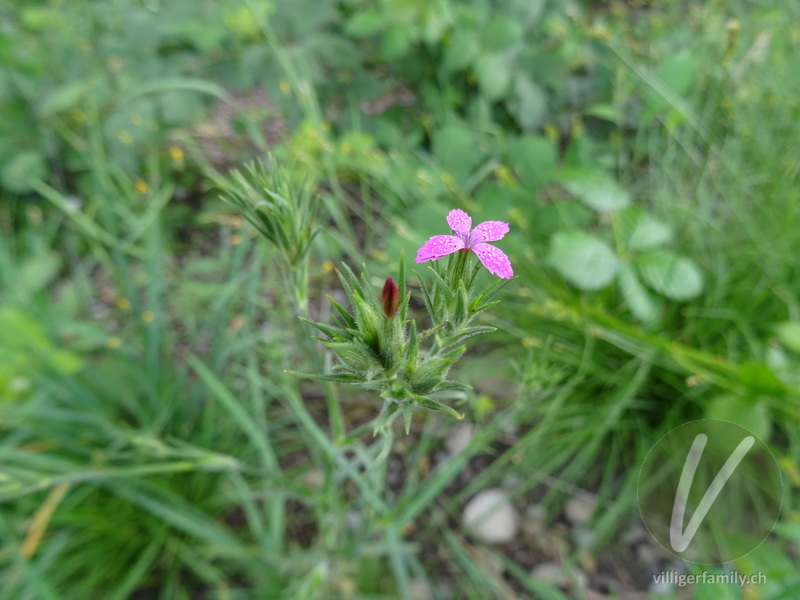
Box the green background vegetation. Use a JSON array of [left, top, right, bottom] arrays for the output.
[[1, 0, 799, 598]]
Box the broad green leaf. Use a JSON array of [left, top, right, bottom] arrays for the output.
[[556, 168, 630, 213], [19, 251, 61, 294], [508, 0, 546, 26], [705, 395, 772, 441], [420, 1, 452, 44], [585, 103, 618, 123], [618, 264, 660, 322], [20, 7, 61, 30], [0, 307, 82, 401], [508, 76, 547, 132], [647, 50, 697, 114], [2, 151, 46, 193], [224, 3, 274, 39], [474, 54, 510, 101], [532, 201, 591, 234], [738, 362, 784, 396], [345, 11, 385, 37], [39, 81, 94, 117], [480, 16, 523, 52], [635, 250, 703, 300], [504, 135, 556, 190], [773, 321, 800, 353], [548, 231, 620, 291], [382, 25, 415, 59], [431, 123, 483, 182], [442, 30, 480, 74], [617, 206, 673, 250]]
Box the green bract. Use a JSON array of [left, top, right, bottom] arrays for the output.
[[221, 159, 320, 312], [291, 252, 513, 434]]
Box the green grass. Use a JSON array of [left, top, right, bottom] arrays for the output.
[[1, 0, 800, 598]]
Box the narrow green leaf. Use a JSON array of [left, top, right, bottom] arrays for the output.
[[336, 263, 364, 303], [188, 356, 278, 472], [427, 264, 453, 303], [418, 277, 438, 326], [412, 394, 463, 419], [401, 402, 414, 434], [470, 275, 514, 312], [122, 77, 232, 104], [411, 356, 455, 394], [325, 296, 358, 330], [398, 250, 408, 321], [284, 370, 362, 384], [374, 400, 401, 435], [324, 341, 378, 372], [299, 317, 352, 341]]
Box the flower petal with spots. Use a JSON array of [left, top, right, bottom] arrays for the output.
[[472, 243, 513, 279], [415, 209, 513, 278], [446, 208, 472, 235], [470, 220, 509, 244], [415, 235, 466, 263]]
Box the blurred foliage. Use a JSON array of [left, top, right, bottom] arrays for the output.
[[2, 0, 800, 598]]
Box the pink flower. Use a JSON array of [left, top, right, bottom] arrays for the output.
[[415, 209, 513, 279]]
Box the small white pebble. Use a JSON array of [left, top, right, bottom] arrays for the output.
[[408, 579, 433, 600], [572, 527, 595, 549], [523, 504, 547, 537], [346, 510, 361, 531], [564, 496, 596, 526], [445, 423, 474, 455], [531, 562, 589, 589], [463, 488, 520, 544]]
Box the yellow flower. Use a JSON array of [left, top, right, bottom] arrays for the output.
[[142, 311, 155, 323], [134, 180, 149, 194]]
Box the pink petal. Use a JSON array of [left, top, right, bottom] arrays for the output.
[[472, 243, 513, 278], [446, 209, 472, 235], [470, 220, 510, 244], [415, 235, 466, 263]]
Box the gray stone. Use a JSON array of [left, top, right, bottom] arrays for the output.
[[463, 488, 520, 544]]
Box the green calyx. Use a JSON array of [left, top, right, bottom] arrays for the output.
[[291, 251, 513, 434]]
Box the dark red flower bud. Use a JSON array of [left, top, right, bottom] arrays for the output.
[[381, 277, 399, 319]]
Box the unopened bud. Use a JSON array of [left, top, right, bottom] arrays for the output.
[[381, 277, 399, 319]]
